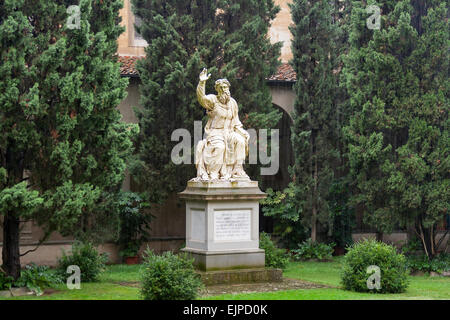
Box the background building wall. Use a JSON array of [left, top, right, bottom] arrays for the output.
[[117, 0, 146, 57], [270, 0, 294, 63], [118, 0, 294, 61]]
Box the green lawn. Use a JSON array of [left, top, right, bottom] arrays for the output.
[[1, 258, 448, 300], [1, 265, 142, 300], [208, 258, 450, 300]]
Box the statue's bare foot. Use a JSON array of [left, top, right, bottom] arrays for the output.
[[232, 165, 250, 180], [220, 173, 232, 181], [210, 173, 219, 181], [191, 173, 209, 182]]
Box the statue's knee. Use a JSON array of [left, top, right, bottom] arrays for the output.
[[214, 140, 226, 152]]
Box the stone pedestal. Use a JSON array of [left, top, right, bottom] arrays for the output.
[[179, 180, 267, 271]]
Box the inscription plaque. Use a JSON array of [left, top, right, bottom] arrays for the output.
[[214, 210, 251, 241]]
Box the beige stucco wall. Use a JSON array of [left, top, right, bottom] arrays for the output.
[[270, 0, 294, 63], [118, 77, 140, 191], [117, 0, 146, 57], [352, 232, 449, 253], [118, 77, 140, 124], [0, 241, 184, 267], [118, 0, 294, 62], [269, 84, 295, 116]]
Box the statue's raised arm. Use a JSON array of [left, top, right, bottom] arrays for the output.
[[197, 68, 214, 111]]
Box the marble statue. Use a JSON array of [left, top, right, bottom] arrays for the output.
[[192, 68, 250, 181]]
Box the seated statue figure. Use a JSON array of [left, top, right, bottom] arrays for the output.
[[192, 68, 250, 181]]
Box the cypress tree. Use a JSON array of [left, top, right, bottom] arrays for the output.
[[0, 0, 136, 279], [343, 0, 449, 258], [130, 0, 282, 202], [290, 0, 340, 242]]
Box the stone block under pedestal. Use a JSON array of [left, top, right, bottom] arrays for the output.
[[179, 180, 267, 271]]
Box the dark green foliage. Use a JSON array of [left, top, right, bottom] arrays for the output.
[[76, 191, 122, 245], [130, 0, 282, 202], [400, 238, 423, 256], [259, 232, 290, 269], [116, 191, 153, 258], [261, 183, 308, 249], [56, 242, 108, 283], [139, 249, 204, 300], [0, 0, 137, 278], [15, 263, 62, 296], [402, 238, 449, 273], [343, 0, 449, 258], [289, 0, 342, 241], [328, 179, 355, 248], [291, 239, 335, 261], [0, 269, 14, 290], [406, 253, 450, 273], [341, 239, 409, 293]]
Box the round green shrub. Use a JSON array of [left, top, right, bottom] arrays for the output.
[[140, 249, 204, 300], [341, 239, 409, 293], [259, 232, 290, 269], [56, 241, 109, 283]]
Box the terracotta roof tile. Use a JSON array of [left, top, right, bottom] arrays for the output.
[[268, 63, 297, 82], [118, 56, 297, 82], [118, 55, 141, 76]]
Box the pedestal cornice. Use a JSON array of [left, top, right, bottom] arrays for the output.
[[179, 180, 267, 201]]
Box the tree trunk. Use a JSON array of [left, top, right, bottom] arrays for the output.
[[421, 226, 435, 260], [311, 153, 318, 242], [311, 204, 317, 242], [2, 211, 21, 280], [416, 219, 436, 260], [3, 144, 25, 280], [376, 231, 383, 242]]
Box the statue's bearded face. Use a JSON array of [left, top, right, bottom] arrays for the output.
[[217, 84, 231, 104]]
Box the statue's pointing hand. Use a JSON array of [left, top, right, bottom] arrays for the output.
[[199, 68, 211, 82]]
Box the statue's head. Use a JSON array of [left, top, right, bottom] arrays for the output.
[[215, 79, 231, 104]]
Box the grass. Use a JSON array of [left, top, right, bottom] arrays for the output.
[[1, 265, 143, 300], [1, 258, 448, 300], [100, 264, 142, 283], [7, 283, 141, 300], [208, 257, 450, 300], [284, 257, 345, 286]]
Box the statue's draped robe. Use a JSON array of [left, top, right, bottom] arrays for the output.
[[195, 81, 249, 180]]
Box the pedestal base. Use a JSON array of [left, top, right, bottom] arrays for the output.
[[179, 180, 267, 272], [181, 248, 265, 271]]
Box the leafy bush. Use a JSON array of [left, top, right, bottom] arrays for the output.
[[401, 238, 423, 256], [291, 239, 335, 261], [259, 232, 290, 269], [406, 253, 450, 273], [15, 263, 62, 296], [341, 239, 409, 293], [0, 269, 14, 290], [56, 242, 109, 283], [140, 249, 204, 300], [261, 184, 308, 249], [116, 191, 153, 258]]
